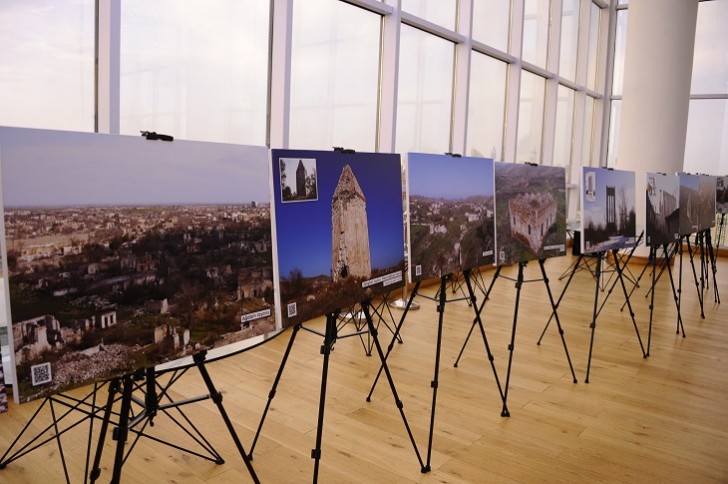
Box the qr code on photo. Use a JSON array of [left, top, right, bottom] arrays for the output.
[[31, 362, 52, 386], [287, 302, 297, 318]]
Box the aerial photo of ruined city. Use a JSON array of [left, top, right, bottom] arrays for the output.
[[273, 150, 405, 326], [494, 162, 566, 265], [407, 153, 495, 280], [1, 127, 276, 403]]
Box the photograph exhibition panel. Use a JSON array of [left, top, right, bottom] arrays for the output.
[[581, 167, 637, 254], [645, 172, 680, 247], [0, 127, 278, 403], [678, 172, 716, 235], [494, 162, 567, 265], [717, 176, 728, 215], [406, 152, 495, 281], [272, 149, 405, 327]]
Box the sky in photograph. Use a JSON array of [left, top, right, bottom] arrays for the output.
[[407, 152, 494, 199], [646, 172, 680, 212], [0, 127, 270, 207], [678, 172, 701, 193], [273, 150, 405, 278], [582, 167, 636, 228]]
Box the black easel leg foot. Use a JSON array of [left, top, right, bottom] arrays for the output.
[[421, 465, 431, 473]]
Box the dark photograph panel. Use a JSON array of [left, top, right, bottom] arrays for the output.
[[407, 153, 495, 281], [698, 175, 717, 231], [581, 167, 637, 253], [273, 149, 405, 326], [645, 172, 680, 247], [1, 127, 276, 403], [494, 163, 567, 265], [718, 176, 728, 215], [0, 359, 6, 414], [677, 173, 715, 234]]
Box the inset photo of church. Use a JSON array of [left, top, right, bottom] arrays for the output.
[[581, 167, 637, 253], [272, 149, 405, 326], [494, 163, 567, 265]]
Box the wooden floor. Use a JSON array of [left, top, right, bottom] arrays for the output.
[[1, 254, 727, 483]]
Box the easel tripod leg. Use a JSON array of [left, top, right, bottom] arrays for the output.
[[360, 302, 425, 472], [499, 263, 526, 417], [611, 249, 647, 358], [454, 267, 500, 367], [367, 281, 421, 401], [192, 352, 260, 483], [111, 374, 134, 484], [311, 313, 337, 483], [647, 246, 657, 357], [663, 244, 685, 337], [424, 276, 449, 472], [538, 255, 582, 345], [538, 259, 577, 383], [89, 378, 120, 483], [462, 271, 508, 414], [249, 323, 301, 457], [585, 254, 603, 384]]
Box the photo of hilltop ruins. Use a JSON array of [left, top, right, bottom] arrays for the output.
[[0, 127, 276, 403], [273, 150, 405, 326], [645, 172, 680, 247], [407, 153, 495, 280], [494, 162, 566, 265], [581, 167, 637, 253]]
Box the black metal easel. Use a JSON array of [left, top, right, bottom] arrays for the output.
[[364, 269, 506, 472], [703, 228, 721, 304], [88, 351, 259, 483], [644, 243, 685, 356], [0, 381, 113, 484], [677, 233, 705, 319], [584, 250, 648, 383], [455, 260, 578, 415], [248, 306, 424, 482]]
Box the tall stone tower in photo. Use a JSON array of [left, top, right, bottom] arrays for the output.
[[606, 185, 617, 232], [296, 160, 307, 198], [331, 164, 371, 282]]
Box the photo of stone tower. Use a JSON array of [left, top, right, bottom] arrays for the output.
[[331, 164, 371, 282], [508, 192, 557, 253], [296, 159, 307, 197], [606, 185, 617, 232]]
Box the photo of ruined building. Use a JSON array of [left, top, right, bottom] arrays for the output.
[[494, 163, 566, 265], [645, 172, 680, 247], [407, 153, 495, 281], [0, 127, 277, 403], [581, 167, 637, 253], [273, 149, 405, 326]]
